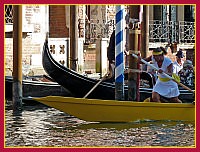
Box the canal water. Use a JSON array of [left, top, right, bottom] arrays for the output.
[[5, 101, 195, 147]]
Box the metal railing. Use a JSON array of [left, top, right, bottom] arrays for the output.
[[179, 21, 195, 43], [149, 20, 195, 44]]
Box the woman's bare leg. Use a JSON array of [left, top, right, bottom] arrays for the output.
[[170, 97, 182, 103], [152, 92, 161, 102]]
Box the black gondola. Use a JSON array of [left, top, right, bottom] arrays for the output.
[[5, 75, 71, 103], [42, 40, 194, 102]]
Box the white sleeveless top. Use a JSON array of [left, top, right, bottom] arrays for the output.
[[152, 56, 172, 79], [152, 56, 180, 98], [173, 60, 184, 74]]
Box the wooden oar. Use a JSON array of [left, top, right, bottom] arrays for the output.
[[83, 72, 109, 98], [132, 53, 194, 93]]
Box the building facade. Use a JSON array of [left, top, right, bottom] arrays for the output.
[[5, 5, 195, 76]]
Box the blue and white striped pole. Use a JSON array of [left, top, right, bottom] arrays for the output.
[[115, 5, 124, 100]]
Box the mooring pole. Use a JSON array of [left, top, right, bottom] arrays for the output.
[[70, 5, 78, 71], [128, 5, 141, 101], [115, 5, 125, 101], [141, 5, 149, 58], [12, 5, 23, 113]]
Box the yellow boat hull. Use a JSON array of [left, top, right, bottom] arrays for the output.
[[33, 96, 195, 122]]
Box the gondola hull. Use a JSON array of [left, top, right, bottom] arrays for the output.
[[5, 76, 71, 102], [33, 96, 195, 122]]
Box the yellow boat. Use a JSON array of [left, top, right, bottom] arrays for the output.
[[33, 96, 195, 123]]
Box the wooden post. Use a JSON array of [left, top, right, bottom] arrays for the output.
[[128, 5, 141, 101], [12, 5, 23, 113], [141, 5, 149, 58], [70, 5, 78, 71]]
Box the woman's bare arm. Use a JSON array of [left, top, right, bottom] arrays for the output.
[[137, 55, 152, 64]]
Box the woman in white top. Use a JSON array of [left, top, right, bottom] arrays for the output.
[[173, 49, 184, 75], [138, 47, 182, 103]]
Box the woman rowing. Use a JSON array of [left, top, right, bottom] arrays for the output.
[[138, 47, 182, 103]]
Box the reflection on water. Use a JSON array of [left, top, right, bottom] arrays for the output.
[[5, 103, 195, 147]]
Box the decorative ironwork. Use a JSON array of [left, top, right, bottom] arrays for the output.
[[149, 20, 170, 43], [59, 45, 65, 54], [149, 20, 195, 44], [85, 5, 116, 44], [179, 21, 195, 43], [85, 18, 115, 44], [50, 45, 55, 54], [5, 5, 13, 24]]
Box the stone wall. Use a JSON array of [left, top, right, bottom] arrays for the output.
[[5, 5, 195, 76], [5, 5, 48, 76]]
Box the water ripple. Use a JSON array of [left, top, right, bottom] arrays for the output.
[[5, 104, 195, 147]]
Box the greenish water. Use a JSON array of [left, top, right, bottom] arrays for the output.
[[5, 103, 195, 147]]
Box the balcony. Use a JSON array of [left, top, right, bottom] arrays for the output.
[[149, 20, 195, 48]]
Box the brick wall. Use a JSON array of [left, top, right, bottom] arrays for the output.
[[49, 6, 69, 38]]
